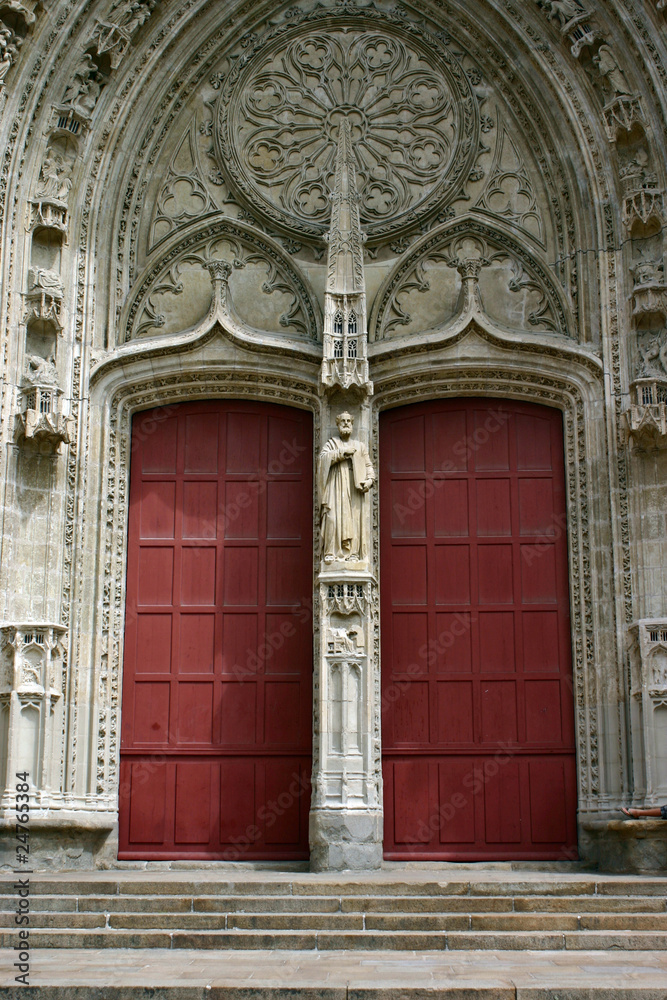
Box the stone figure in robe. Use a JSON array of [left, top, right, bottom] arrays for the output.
[[318, 412, 374, 564]]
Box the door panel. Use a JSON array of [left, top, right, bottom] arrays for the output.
[[381, 399, 577, 860], [119, 400, 313, 860]]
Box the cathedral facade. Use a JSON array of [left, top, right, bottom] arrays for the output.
[[1, 0, 667, 872]]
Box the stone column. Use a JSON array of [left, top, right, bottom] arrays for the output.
[[310, 400, 381, 870]]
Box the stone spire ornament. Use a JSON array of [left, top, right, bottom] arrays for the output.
[[320, 118, 373, 396]]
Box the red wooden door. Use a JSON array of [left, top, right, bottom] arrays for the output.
[[380, 399, 577, 860], [119, 401, 313, 860]]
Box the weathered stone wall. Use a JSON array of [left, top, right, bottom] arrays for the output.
[[0, 0, 666, 871]]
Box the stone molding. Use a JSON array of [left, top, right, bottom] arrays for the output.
[[88, 356, 319, 805]]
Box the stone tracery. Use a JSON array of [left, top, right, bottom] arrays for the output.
[[214, 16, 478, 242]]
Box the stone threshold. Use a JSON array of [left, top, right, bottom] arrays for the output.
[[91, 860, 590, 874], [1, 947, 667, 998]]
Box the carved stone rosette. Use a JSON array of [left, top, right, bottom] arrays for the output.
[[0, 624, 67, 809]]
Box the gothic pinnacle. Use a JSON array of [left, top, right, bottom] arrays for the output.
[[326, 118, 366, 298]]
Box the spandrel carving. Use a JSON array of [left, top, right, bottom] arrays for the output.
[[372, 224, 567, 338], [125, 222, 320, 341]]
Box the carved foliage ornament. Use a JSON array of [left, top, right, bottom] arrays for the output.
[[214, 11, 478, 243]]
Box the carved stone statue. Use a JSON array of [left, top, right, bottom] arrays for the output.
[[29, 267, 64, 296], [318, 412, 374, 564], [24, 355, 59, 387], [540, 0, 585, 27], [593, 45, 632, 98], [61, 54, 101, 117], [122, 0, 157, 35], [0, 22, 22, 87], [638, 333, 667, 378], [35, 150, 73, 203]]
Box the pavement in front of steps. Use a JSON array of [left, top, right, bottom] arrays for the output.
[[1, 948, 667, 997]]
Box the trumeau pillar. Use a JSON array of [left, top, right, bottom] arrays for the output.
[[310, 120, 381, 870]]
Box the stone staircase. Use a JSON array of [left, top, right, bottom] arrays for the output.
[[2, 870, 667, 952]]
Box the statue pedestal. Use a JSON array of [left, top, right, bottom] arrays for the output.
[[309, 808, 383, 871], [310, 567, 382, 870]]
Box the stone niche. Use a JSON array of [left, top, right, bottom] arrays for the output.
[[0, 624, 67, 809], [582, 619, 667, 874]]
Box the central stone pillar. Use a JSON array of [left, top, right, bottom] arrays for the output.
[[310, 401, 381, 871], [309, 120, 382, 870]]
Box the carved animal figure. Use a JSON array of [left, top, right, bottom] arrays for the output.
[[541, 0, 585, 27]]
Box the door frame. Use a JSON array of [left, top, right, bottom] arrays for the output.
[[371, 355, 609, 830], [88, 346, 609, 856], [86, 360, 320, 828]]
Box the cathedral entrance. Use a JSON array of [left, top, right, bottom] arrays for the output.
[[380, 399, 578, 860], [119, 401, 313, 860]]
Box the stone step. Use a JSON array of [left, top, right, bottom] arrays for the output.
[[3, 926, 667, 951], [3, 876, 667, 898], [4, 908, 667, 934], [8, 947, 667, 999], [339, 893, 667, 913], [3, 892, 666, 915], [0, 911, 106, 929]]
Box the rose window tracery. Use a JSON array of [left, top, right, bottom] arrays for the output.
[[215, 22, 478, 242]]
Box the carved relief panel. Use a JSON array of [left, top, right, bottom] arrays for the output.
[[122, 220, 321, 342]]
